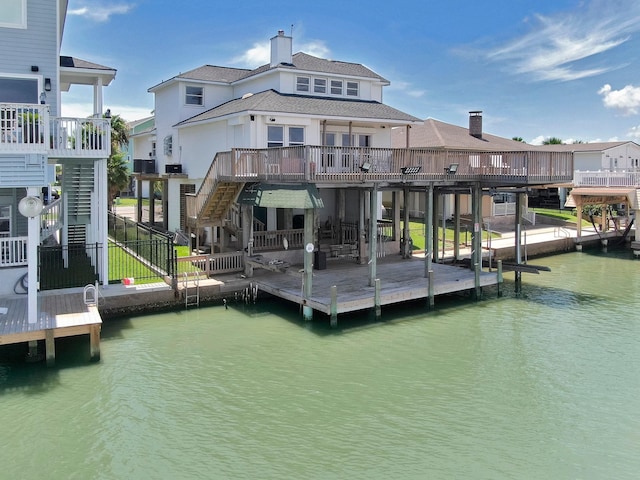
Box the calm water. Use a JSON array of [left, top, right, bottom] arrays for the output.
[[1, 249, 640, 479]]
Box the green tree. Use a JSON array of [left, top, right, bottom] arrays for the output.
[[105, 113, 130, 209], [512, 136, 525, 143], [107, 152, 129, 210], [543, 137, 563, 145]]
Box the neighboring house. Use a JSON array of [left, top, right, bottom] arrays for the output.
[[0, 1, 114, 321], [126, 115, 155, 197], [135, 30, 572, 285]]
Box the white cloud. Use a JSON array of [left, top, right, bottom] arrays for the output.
[[486, 0, 640, 82], [68, 3, 134, 22], [598, 84, 640, 115], [232, 39, 330, 67], [628, 125, 640, 139], [529, 135, 545, 145]]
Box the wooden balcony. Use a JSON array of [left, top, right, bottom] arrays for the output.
[[217, 146, 574, 187], [0, 103, 110, 159]]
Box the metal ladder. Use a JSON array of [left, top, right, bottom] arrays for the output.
[[183, 272, 200, 309]]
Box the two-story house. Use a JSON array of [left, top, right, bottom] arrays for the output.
[[1, 0, 114, 323]]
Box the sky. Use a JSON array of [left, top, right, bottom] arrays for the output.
[[61, 0, 640, 145]]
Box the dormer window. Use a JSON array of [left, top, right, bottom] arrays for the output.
[[346, 81, 359, 97], [330, 80, 343, 95], [296, 76, 310, 92], [185, 86, 203, 106]]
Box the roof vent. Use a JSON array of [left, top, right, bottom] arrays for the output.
[[469, 111, 483, 139], [242, 92, 254, 99]]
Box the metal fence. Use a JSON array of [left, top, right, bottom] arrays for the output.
[[39, 243, 102, 290]]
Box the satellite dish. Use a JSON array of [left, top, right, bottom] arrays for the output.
[[18, 196, 44, 218], [283, 237, 289, 250]]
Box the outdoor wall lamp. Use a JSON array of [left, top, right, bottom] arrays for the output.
[[44, 78, 51, 91], [445, 163, 459, 174], [360, 162, 371, 172], [40, 92, 46, 104]]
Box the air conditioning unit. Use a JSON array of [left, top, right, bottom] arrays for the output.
[[165, 164, 182, 174]]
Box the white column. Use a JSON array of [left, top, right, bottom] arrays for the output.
[[99, 158, 109, 285], [26, 187, 40, 324], [93, 78, 104, 116]]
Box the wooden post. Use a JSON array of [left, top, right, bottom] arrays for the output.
[[374, 278, 381, 320], [402, 186, 411, 258], [515, 193, 523, 293], [45, 329, 55, 366], [432, 190, 440, 263], [90, 324, 101, 361], [330, 286, 337, 328], [497, 259, 503, 297], [303, 208, 315, 321], [425, 184, 433, 277], [472, 184, 482, 299], [369, 184, 378, 287], [428, 269, 435, 309], [454, 193, 460, 261]]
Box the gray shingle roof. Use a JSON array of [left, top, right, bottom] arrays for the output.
[[60, 56, 115, 72], [531, 141, 634, 152], [175, 90, 421, 127], [152, 52, 388, 91], [392, 118, 531, 151]]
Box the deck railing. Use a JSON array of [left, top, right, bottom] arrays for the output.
[[574, 170, 640, 187], [0, 236, 28, 267], [218, 146, 573, 185], [0, 103, 110, 158], [40, 197, 63, 242], [177, 251, 244, 277], [252, 228, 305, 252]]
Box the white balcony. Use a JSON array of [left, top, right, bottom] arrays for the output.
[[0, 103, 110, 159], [0, 236, 28, 267], [574, 170, 640, 187]]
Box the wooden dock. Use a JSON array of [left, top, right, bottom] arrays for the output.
[[249, 255, 500, 323], [0, 291, 102, 365]]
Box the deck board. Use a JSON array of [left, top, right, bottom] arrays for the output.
[[250, 255, 499, 316]]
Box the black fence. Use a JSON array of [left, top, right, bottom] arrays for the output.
[[108, 212, 176, 284], [39, 243, 102, 290]]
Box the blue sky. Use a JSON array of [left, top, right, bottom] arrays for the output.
[[61, 0, 640, 145]]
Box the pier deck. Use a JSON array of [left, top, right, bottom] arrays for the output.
[[250, 255, 500, 318], [0, 291, 102, 364]]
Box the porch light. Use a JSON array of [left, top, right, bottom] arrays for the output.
[[40, 92, 46, 104], [44, 78, 51, 91], [360, 162, 371, 172], [445, 163, 459, 175], [401, 166, 421, 174]]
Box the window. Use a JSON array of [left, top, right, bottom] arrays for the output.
[[314, 78, 326, 94], [0, 0, 26, 28], [330, 80, 343, 95], [268, 126, 283, 148], [347, 81, 359, 97], [289, 127, 304, 146], [163, 135, 172, 155], [0, 205, 11, 237], [0, 76, 38, 103], [185, 86, 203, 106], [358, 135, 371, 147], [296, 76, 310, 92]]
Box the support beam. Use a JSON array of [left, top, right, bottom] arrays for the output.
[[242, 204, 254, 277], [162, 179, 169, 231], [26, 187, 39, 324], [471, 184, 482, 299], [302, 208, 315, 321], [454, 193, 461, 261], [425, 184, 433, 278], [330, 286, 337, 328], [432, 190, 440, 263], [368, 184, 378, 287], [374, 278, 381, 319], [137, 177, 143, 222], [515, 193, 523, 292], [402, 187, 411, 258], [358, 190, 367, 264]]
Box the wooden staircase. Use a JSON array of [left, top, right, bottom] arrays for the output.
[[185, 151, 244, 228]]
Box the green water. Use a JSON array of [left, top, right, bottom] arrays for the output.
[[1, 249, 639, 479]]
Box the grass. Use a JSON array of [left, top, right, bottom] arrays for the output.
[[401, 220, 498, 251], [530, 207, 592, 226]]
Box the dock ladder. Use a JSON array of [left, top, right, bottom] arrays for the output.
[[183, 272, 200, 309]]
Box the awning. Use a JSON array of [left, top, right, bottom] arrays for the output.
[[565, 187, 638, 209], [237, 183, 324, 209]]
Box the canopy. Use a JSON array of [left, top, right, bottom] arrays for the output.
[[237, 183, 324, 209]]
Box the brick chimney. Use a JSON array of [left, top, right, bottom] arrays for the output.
[[469, 111, 483, 139], [270, 30, 292, 67]]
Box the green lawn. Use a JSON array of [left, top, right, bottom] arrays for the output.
[[401, 220, 497, 251], [531, 207, 592, 226]]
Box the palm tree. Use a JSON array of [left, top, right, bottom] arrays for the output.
[[106, 113, 130, 209]]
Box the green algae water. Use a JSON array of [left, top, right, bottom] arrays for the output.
[[1, 249, 640, 479]]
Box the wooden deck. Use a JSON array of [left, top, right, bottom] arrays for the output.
[[0, 291, 102, 364], [249, 255, 500, 320]]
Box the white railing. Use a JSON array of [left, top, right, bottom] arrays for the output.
[[252, 229, 305, 252], [40, 197, 63, 241], [0, 236, 28, 267], [492, 202, 516, 216], [574, 170, 640, 187], [1, 103, 110, 158], [176, 251, 244, 276]]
